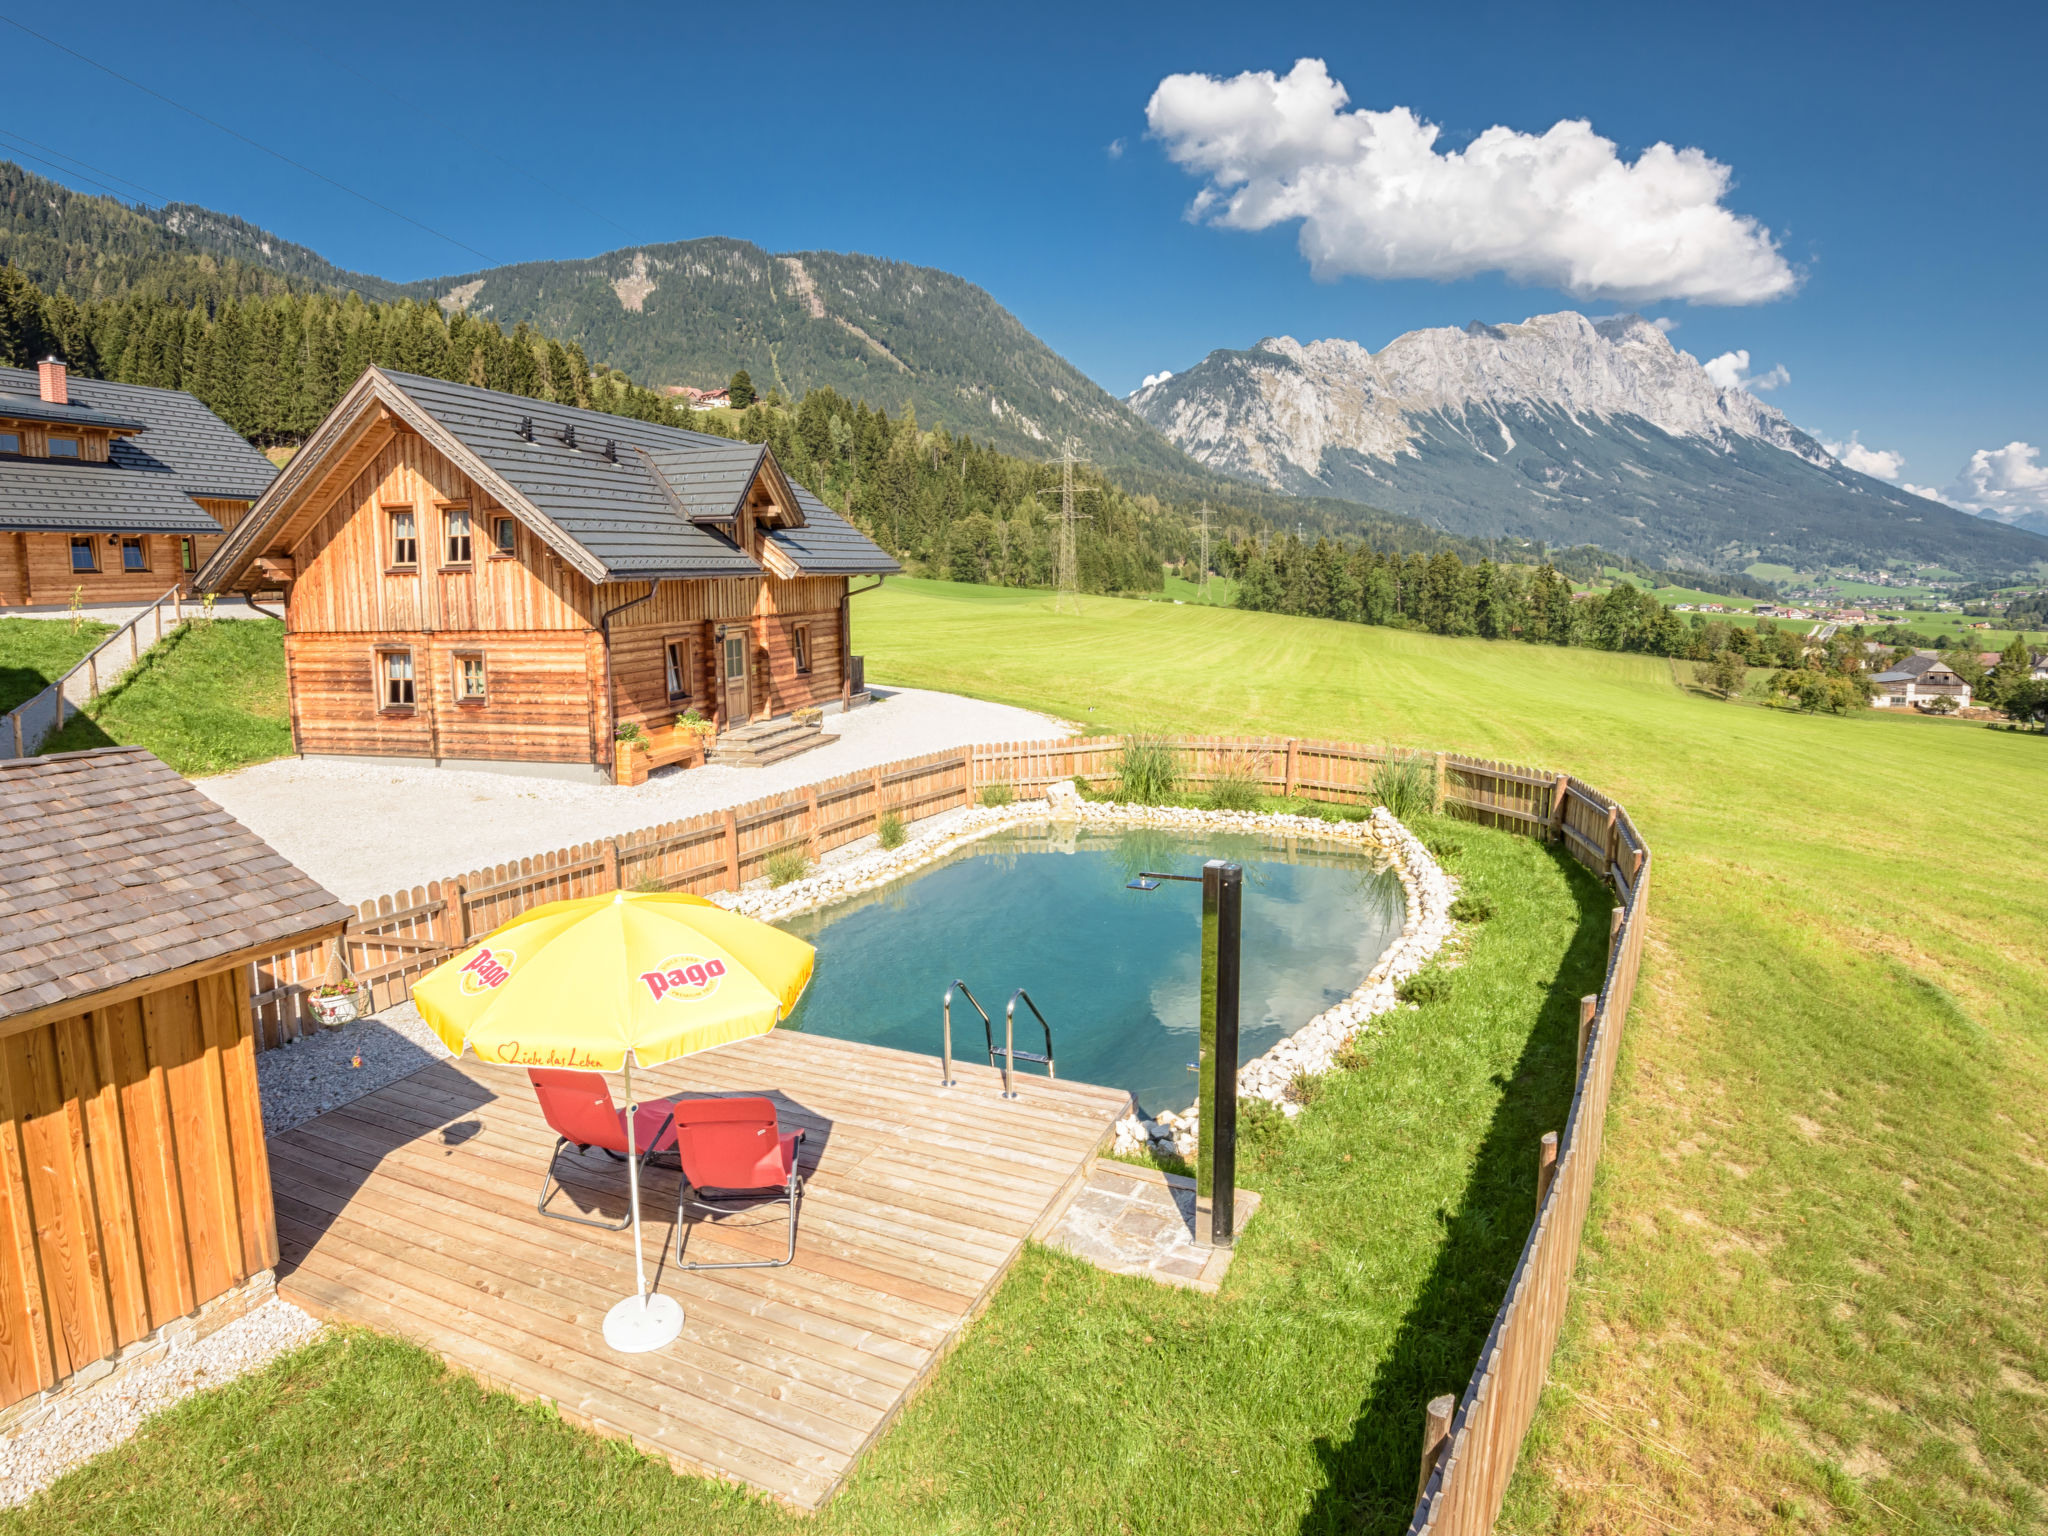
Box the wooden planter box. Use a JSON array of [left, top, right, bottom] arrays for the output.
[[613, 725, 712, 786]]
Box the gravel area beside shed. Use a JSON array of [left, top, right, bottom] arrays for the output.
[[195, 684, 1068, 901]]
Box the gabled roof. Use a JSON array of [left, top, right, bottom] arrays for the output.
[[0, 367, 277, 503], [0, 747, 352, 1026], [0, 394, 147, 433], [773, 485, 904, 575], [0, 457, 227, 534], [199, 368, 899, 591]]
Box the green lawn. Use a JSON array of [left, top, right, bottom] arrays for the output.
[[39, 617, 291, 775], [13, 578, 2047, 1534], [0, 616, 112, 715]]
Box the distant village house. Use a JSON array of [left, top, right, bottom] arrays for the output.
[[1870, 652, 1972, 710]]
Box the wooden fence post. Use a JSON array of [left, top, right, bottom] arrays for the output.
[[1603, 804, 1619, 875], [1283, 738, 1299, 798], [1433, 751, 1448, 811], [1608, 906, 1623, 972], [603, 839, 621, 893], [1577, 995, 1597, 1073], [1549, 775, 1570, 842], [1536, 1131, 1559, 1207], [724, 809, 741, 890], [964, 742, 977, 806], [805, 786, 820, 858], [1417, 1393, 1455, 1501]]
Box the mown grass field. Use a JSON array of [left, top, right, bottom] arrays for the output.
[[849, 579, 2048, 1533], [39, 617, 290, 775], [0, 616, 111, 714]]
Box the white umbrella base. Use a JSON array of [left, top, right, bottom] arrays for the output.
[[603, 1292, 683, 1353]]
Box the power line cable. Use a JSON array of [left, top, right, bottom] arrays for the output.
[[216, 0, 633, 245], [0, 13, 497, 265], [0, 128, 163, 200]]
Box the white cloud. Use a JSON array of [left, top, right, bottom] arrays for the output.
[[1820, 432, 1905, 481], [1134, 370, 1174, 393], [1145, 58, 1798, 305], [1651, 317, 1680, 334], [1704, 349, 1790, 393], [1947, 441, 2048, 520], [1902, 482, 1950, 504], [1107, 138, 1126, 160]]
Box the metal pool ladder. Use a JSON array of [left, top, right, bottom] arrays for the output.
[[939, 981, 1056, 1098]]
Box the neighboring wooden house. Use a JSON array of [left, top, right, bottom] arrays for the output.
[[1871, 651, 1973, 709], [197, 369, 898, 784], [0, 747, 350, 1414], [0, 361, 277, 608]]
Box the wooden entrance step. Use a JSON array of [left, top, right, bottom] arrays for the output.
[[709, 716, 829, 768]]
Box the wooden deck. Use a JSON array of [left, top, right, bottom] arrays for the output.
[[266, 1029, 1131, 1510]]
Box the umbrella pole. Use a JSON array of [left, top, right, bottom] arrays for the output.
[[626, 1056, 647, 1302], [602, 1051, 682, 1352]]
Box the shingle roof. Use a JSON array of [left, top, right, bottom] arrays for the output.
[[0, 457, 228, 533], [0, 747, 352, 1024], [0, 394, 147, 432], [378, 371, 898, 580], [772, 485, 903, 575], [0, 367, 277, 503]]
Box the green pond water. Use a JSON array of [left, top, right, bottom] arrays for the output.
[[777, 822, 1403, 1113]]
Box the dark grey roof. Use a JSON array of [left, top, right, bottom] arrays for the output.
[[378, 371, 897, 580], [0, 367, 277, 503], [0, 457, 226, 533], [0, 394, 147, 432], [773, 486, 903, 576], [382, 372, 762, 579], [0, 747, 352, 1024]]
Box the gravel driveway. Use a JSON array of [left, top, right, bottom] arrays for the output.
[[195, 684, 1068, 901]]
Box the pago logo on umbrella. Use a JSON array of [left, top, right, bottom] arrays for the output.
[[458, 946, 518, 995], [641, 953, 727, 1002]]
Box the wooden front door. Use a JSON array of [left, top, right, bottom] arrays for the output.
[[722, 628, 751, 724]]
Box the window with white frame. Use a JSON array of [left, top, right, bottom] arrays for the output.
[[456, 652, 487, 702]]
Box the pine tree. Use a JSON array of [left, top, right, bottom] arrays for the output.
[[728, 368, 756, 409]]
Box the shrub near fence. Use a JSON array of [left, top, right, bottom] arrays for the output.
[[245, 733, 1648, 1536]]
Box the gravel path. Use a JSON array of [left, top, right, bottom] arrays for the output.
[[0, 1298, 325, 1508], [195, 685, 1069, 901], [255, 1001, 452, 1135]]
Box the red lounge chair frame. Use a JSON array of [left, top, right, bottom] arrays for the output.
[[669, 1096, 806, 1270], [529, 1068, 677, 1231]]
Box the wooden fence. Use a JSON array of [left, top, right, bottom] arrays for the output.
[[246, 733, 1649, 1535], [2, 585, 186, 759]]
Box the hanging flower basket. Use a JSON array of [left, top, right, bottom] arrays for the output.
[[309, 983, 362, 1027]]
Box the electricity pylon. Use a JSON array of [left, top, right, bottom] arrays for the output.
[[1036, 437, 1097, 614]]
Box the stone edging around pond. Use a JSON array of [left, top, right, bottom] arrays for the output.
[[710, 793, 1459, 1165]]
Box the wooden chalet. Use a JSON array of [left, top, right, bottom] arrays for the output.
[[0, 748, 351, 1413], [198, 369, 900, 785], [0, 361, 277, 608]]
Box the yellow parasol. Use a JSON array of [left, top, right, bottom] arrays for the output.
[[413, 890, 815, 1351]]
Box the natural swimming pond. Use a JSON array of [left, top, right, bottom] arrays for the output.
[[778, 823, 1405, 1113]]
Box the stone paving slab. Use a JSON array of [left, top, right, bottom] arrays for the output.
[[1045, 1161, 1261, 1293]]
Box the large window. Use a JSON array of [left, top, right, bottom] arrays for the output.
[[664, 638, 694, 702], [70, 537, 97, 573], [455, 652, 487, 703], [122, 537, 149, 572], [379, 649, 416, 709], [444, 506, 472, 566], [388, 508, 418, 568], [47, 436, 79, 459]]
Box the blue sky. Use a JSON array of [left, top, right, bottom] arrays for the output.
[[5, 0, 2043, 508]]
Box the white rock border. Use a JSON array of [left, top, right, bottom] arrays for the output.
[[714, 790, 1459, 1164]]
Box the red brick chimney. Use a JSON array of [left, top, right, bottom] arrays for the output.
[[37, 358, 67, 405]]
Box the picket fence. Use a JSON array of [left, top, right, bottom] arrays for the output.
[[1, 586, 187, 758], [246, 732, 1648, 1536]]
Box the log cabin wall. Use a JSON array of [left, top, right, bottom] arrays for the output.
[[0, 966, 274, 1411], [285, 432, 591, 636], [1, 532, 195, 608], [285, 631, 607, 765], [754, 573, 847, 716]]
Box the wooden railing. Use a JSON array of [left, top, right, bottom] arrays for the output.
[[246, 733, 1648, 1535], [2, 585, 187, 758]]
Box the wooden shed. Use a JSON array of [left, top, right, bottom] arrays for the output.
[[0, 747, 350, 1413]]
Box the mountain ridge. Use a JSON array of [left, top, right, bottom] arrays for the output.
[[1129, 311, 2048, 579]]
